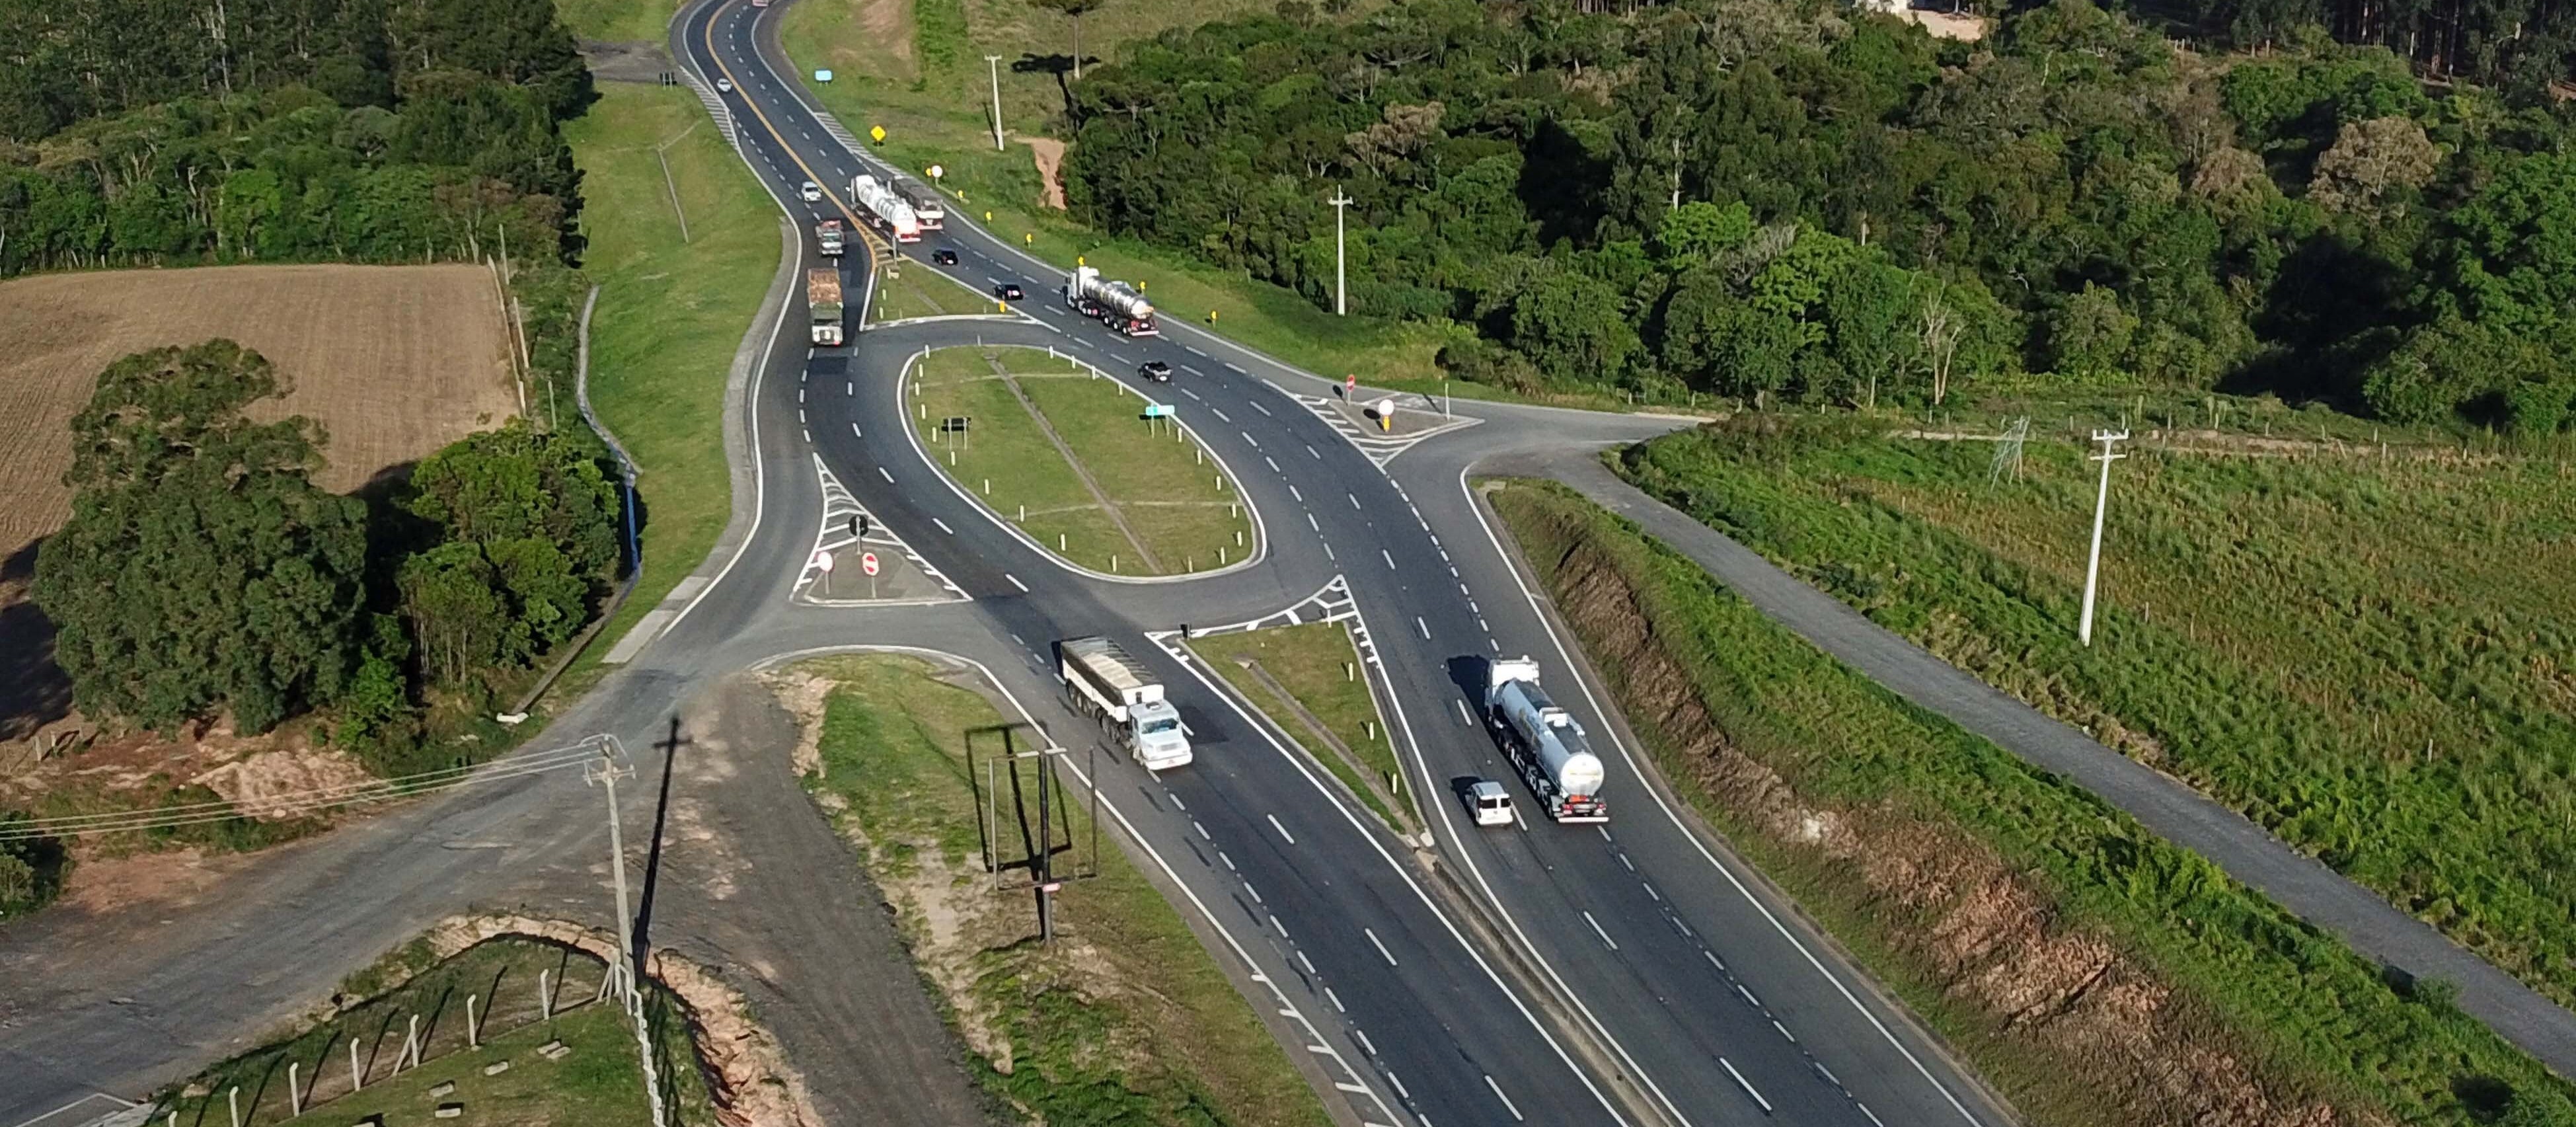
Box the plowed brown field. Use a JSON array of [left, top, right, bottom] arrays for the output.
[[0, 263, 517, 740]]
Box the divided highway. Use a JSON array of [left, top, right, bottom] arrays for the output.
[[679, 1, 2020, 1124]]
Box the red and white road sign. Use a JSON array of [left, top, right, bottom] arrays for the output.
[[860, 551, 881, 576], [813, 549, 835, 572]]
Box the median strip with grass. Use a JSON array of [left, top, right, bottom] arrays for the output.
[[556, 81, 781, 688], [1188, 624, 1412, 834], [909, 345, 1252, 575], [870, 257, 1002, 323], [1484, 477, 2576, 1127], [778, 654, 1331, 1127]]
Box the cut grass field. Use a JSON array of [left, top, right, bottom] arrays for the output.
[[1616, 417, 2576, 1011], [1188, 624, 1411, 832], [788, 654, 1331, 1127], [1486, 478, 2576, 1127], [557, 81, 781, 687], [870, 258, 999, 322], [909, 345, 1250, 574]]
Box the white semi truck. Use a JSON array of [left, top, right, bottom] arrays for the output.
[[1064, 266, 1158, 336], [1485, 657, 1607, 823], [815, 218, 845, 256], [1059, 637, 1193, 770], [806, 269, 844, 347], [849, 175, 921, 243]]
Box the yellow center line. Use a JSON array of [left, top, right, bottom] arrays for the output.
[[699, 1, 895, 257]]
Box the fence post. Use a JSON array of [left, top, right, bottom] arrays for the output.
[[468, 993, 480, 1049], [350, 1038, 363, 1092], [540, 969, 554, 1020], [404, 1014, 422, 1070], [288, 1062, 301, 1117]]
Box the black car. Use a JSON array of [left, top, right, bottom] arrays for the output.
[[1139, 360, 1173, 382], [930, 248, 959, 265], [995, 282, 1024, 301]]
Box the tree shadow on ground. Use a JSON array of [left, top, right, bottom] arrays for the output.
[[0, 539, 72, 742]]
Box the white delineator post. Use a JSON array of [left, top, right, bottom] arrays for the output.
[[2078, 429, 2129, 647], [1328, 188, 1354, 316], [985, 56, 1006, 151]]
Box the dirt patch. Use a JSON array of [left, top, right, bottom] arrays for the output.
[[1527, 502, 2367, 1127], [0, 263, 515, 744], [580, 38, 677, 83], [1894, 7, 1989, 39], [1020, 136, 1068, 211], [192, 748, 378, 818]]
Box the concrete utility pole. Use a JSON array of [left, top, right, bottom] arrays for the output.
[[984, 56, 1006, 152], [2078, 429, 2129, 647], [1328, 188, 1355, 316], [584, 746, 638, 1001]]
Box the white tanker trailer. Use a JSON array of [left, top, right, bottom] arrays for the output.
[[1485, 657, 1607, 824], [849, 175, 921, 243], [1064, 266, 1158, 336]]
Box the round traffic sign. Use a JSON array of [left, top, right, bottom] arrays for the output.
[[813, 549, 835, 572], [861, 551, 881, 576]]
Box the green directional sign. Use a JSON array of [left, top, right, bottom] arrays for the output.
[[1141, 404, 1174, 418], [814, 69, 833, 82]]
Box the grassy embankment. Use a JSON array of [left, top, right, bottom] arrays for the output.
[[773, 0, 1597, 405], [870, 257, 1001, 321], [909, 344, 1250, 574], [1616, 419, 2576, 1010], [1484, 478, 2576, 1127], [792, 654, 1330, 1127], [157, 935, 714, 1126], [552, 79, 780, 690], [1187, 624, 1413, 832]]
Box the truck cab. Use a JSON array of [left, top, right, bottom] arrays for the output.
[[1058, 636, 1194, 771], [1128, 700, 1192, 770]]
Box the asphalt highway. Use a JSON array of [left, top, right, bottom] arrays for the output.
[[682, 2, 2016, 1124]]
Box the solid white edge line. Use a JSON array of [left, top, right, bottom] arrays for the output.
[[1453, 464, 1989, 1126]]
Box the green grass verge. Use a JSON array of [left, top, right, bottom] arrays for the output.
[[552, 83, 780, 690], [871, 258, 1002, 321], [161, 935, 717, 1127], [909, 345, 1249, 574], [796, 654, 1332, 1127], [1615, 418, 2576, 1011], [1188, 624, 1410, 832], [1485, 477, 2576, 1127]]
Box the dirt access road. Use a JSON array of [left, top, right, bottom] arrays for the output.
[[0, 262, 517, 741]]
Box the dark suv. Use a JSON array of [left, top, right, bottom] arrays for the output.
[[930, 248, 959, 265], [1139, 360, 1173, 382]]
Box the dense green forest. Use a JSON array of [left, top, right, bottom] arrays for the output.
[[1065, 0, 2576, 430], [0, 0, 590, 272]]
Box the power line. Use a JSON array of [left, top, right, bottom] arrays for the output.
[[0, 735, 620, 842]]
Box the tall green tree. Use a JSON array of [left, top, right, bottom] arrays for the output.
[[34, 341, 369, 733]]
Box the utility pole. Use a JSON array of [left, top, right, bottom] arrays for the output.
[[2078, 430, 2129, 647], [1328, 188, 1354, 316], [584, 743, 638, 999], [1030, 725, 1053, 941], [984, 56, 1006, 152]]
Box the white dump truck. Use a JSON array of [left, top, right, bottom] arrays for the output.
[[1064, 266, 1158, 336], [807, 269, 844, 347], [849, 175, 921, 243], [1486, 657, 1607, 823], [1059, 637, 1193, 770]]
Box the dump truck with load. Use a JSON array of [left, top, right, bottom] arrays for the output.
[[1058, 637, 1192, 770], [807, 269, 844, 347], [1485, 657, 1607, 823], [1064, 266, 1158, 336], [815, 219, 845, 256], [849, 175, 921, 243]]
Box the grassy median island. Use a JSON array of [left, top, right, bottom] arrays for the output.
[[909, 345, 1252, 574], [870, 256, 1001, 323], [782, 654, 1331, 1127], [1616, 418, 2576, 1013], [558, 80, 781, 685], [1188, 624, 1413, 834], [1484, 477, 2576, 1127]]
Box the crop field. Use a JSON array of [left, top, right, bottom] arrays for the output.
[[1618, 417, 2576, 1009], [0, 264, 516, 565], [0, 264, 515, 740]]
